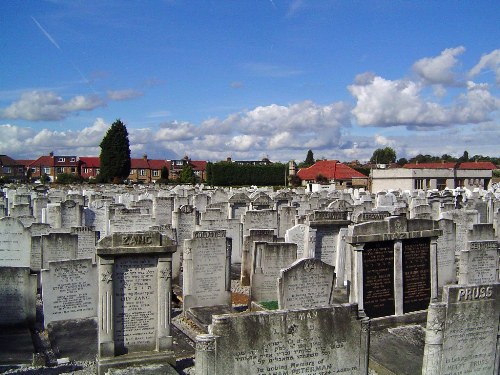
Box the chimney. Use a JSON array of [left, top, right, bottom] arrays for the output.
[[49, 151, 54, 157], [143, 154, 148, 160], [227, 157, 232, 163]]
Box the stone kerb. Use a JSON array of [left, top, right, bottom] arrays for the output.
[[422, 283, 500, 375], [278, 258, 336, 310], [346, 216, 442, 319], [194, 304, 370, 375], [96, 231, 177, 375]]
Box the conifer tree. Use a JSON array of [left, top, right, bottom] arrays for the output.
[[99, 119, 131, 183]]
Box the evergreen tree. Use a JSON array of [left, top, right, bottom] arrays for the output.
[[304, 150, 315, 166], [99, 119, 131, 183]]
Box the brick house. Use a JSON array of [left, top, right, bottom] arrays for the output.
[[80, 157, 100, 180], [28, 153, 80, 182], [297, 160, 369, 189], [0, 155, 25, 182]]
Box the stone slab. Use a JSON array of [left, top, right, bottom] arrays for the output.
[[47, 318, 97, 361], [185, 305, 234, 332], [0, 328, 35, 365]]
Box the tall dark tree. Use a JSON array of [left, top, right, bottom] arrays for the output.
[[304, 150, 315, 166], [179, 165, 196, 184], [370, 147, 396, 164], [99, 119, 131, 183]]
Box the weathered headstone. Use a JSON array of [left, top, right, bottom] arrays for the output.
[[459, 240, 499, 284], [195, 304, 370, 375], [41, 232, 78, 269], [0, 217, 31, 268], [183, 230, 231, 311], [284, 224, 316, 259], [0, 267, 36, 326], [422, 283, 500, 375], [41, 258, 97, 325], [278, 258, 335, 310], [96, 231, 176, 374]]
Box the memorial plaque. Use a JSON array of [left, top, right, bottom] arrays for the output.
[[42, 232, 78, 269], [113, 256, 158, 355], [0, 267, 36, 326], [42, 258, 97, 325], [362, 241, 395, 318], [402, 238, 431, 313], [313, 226, 337, 266], [195, 304, 369, 375]]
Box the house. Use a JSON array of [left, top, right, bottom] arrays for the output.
[[297, 160, 369, 189], [0, 155, 25, 182], [168, 155, 207, 182], [28, 152, 80, 182], [370, 161, 497, 192], [80, 157, 100, 180]]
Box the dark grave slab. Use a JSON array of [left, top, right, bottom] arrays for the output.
[[369, 324, 425, 375], [363, 241, 395, 318], [185, 305, 234, 332], [106, 363, 180, 374], [402, 238, 431, 313], [0, 327, 35, 365], [47, 318, 97, 361]]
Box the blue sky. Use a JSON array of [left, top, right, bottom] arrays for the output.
[[1, 1, 499, 163]]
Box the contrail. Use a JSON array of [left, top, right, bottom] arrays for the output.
[[31, 16, 61, 50], [31, 16, 98, 94], [269, 0, 277, 9]]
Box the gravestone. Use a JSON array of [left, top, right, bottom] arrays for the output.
[[278, 258, 336, 310], [240, 229, 278, 286], [153, 196, 174, 226], [0, 217, 31, 268], [0, 267, 37, 326], [422, 284, 500, 375], [436, 219, 456, 288], [242, 209, 278, 236], [44, 203, 62, 228], [84, 199, 113, 236], [41, 232, 78, 269], [249, 242, 297, 305], [195, 304, 370, 375], [71, 226, 98, 263], [284, 224, 316, 259], [459, 240, 499, 284], [41, 258, 97, 325], [29, 223, 50, 271], [61, 199, 83, 228], [278, 205, 298, 238], [171, 204, 198, 279], [347, 216, 442, 318], [197, 215, 243, 264], [183, 230, 231, 311], [96, 231, 176, 374]]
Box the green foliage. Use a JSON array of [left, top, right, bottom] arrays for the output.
[[352, 166, 370, 176], [178, 165, 195, 184], [493, 170, 500, 178], [161, 166, 169, 180], [40, 173, 51, 184], [458, 150, 469, 163], [56, 173, 83, 184], [396, 157, 408, 166], [259, 301, 279, 310], [99, 119, 131, 183], [298, 149, 315, 168], [370, 147, 396, 164], [208, 162, 287, 186]]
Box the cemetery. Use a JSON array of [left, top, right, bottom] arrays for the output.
[[0, 182, 499, 374]]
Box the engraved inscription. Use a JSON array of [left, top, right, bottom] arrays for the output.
[[402, 238, 431, 313]]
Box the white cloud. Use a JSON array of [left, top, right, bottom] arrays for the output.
[[349, 75, 500, 128], [469, 49, 500, 84], [0, 91, 106, 121], [156, 121, 198, 141], [374, 135, 396, 147], [412, 46, 465, 85]]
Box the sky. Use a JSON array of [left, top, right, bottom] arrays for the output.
[[1, 1, 499, 163]]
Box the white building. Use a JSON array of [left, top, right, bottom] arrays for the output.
[[371, 161, 496, 193]]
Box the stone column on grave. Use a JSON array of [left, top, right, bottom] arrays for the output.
[[98, 257, 115, 357], [335, 228, 347, 288], [195, 334, 217, 375], [157, 255, 172, 349], [421, 302, 446, 375], [225, 238, 232, 292], [393, 240, 404, 316], [350, 243, 364, 309], [359, 317, 371, 375], [430, 238, 439, 302]]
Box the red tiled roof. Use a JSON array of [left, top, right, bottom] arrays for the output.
[[131, 158, 150, 169], [190, 160, 207, 171], [403, 162, 456, 169], [148, 160, 168, 170], [15, 159, 34, 167], [458, 161, 497, 170], [297, 160, 366, 181], [0, 155, 22, 166], [29, 156, 54, 167], [80, 157, 100, 168]]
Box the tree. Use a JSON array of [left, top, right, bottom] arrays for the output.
[[99, 119, 131, 183], [370, 147, 396, 164], [156, 166, 169, 184], [458, 150, 469, 163], [304, 150, 315, 166], [396, 157, 408, 166], [40, 173, 50, 184], [315, 174, 328, 184], [178, 165, 195, 184]]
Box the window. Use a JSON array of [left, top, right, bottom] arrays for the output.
[[43, 167, 50, 174], [70, 157, 76, 162], [71, 167, 76, 173], [56, 167, 64, 174], [130, 169, 135, 175], [436, 178, 447, 190], [84, 168, 90, 174], [18, 167, 23, 173], [96, 168, 100, 174], [175, 160, 183, 166], [152, 170, 159, 177], [414, 179, 424, 189], [2, 166, 11, 174], [140, 169, 146, 176], [57, 157, 65, 162], [31, 167, 37, 173]]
